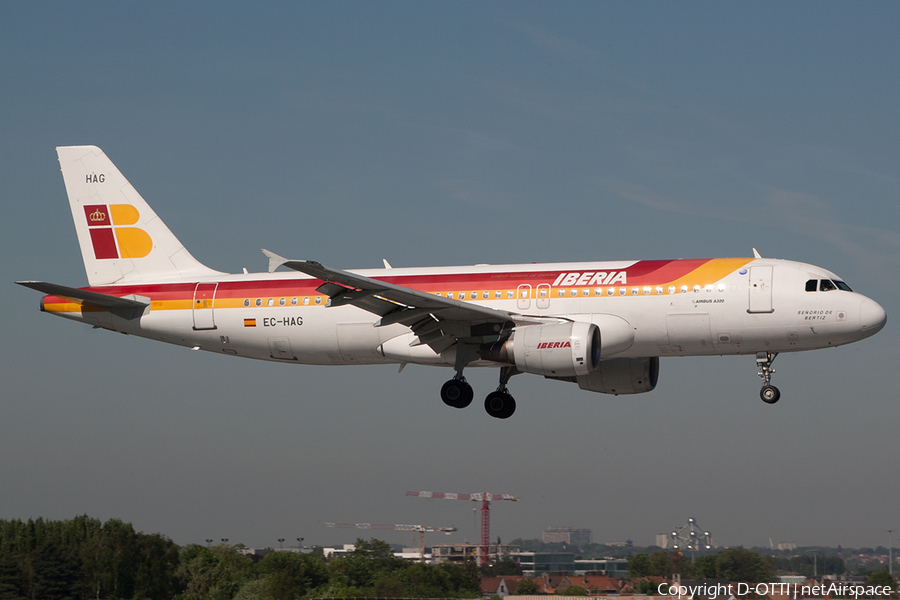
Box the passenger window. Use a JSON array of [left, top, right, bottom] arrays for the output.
[[619, 288, 626, 296], [507, 290, 514, 299], [607, 288, 614, 296], [643, 287, 651, 295], [595, 288, 603, 296], [495, 291, 502, 299], [243, 299, 250, 307], [693, 285, 700, 293], [315, 296, 322, 304], [539, 288, 548, 298], [820, 279, 837, 292], [668, 286, 676, 294], [255, 298, 262, 307], [582, 289, 589, 297], [681, 285, 688, 294], [483, 291, 489, 299], [291, 297, 298, 305], [558, 289, 566, 297], [656, 287, 663, 295], [303, 297, 309, 305], [267, 298, 274, 306], [805, 279, 818, 292], [279, 297, 286, 306], [471, 291, 477, 299]]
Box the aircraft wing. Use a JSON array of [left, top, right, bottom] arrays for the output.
[[263, 250, 519, 353]]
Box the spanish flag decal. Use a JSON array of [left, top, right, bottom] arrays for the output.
[[244, 318, 256, 327]]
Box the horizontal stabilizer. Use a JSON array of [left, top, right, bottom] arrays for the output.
[[16, 281, 150, 313]]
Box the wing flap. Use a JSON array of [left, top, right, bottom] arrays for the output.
[[261, 251, 520, 353]]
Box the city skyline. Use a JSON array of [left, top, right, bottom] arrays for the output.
[[1, 2, 898, 550]]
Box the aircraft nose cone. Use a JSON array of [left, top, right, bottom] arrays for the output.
[[860, 298, 886, 338]]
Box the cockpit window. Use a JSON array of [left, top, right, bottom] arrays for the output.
[[819, 279, 837, 292], [805, 279, 817, 292], [834, 280, 853, 292]]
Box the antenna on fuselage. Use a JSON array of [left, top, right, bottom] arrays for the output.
[[752, 248, 762, 258]]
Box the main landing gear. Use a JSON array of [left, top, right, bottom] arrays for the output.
[[440, 375, 474, 409], [440, 366, 519, 419], [756, 351, 781, 404]]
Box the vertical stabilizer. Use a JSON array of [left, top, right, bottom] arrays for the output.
[[57, 145, 222, 286]]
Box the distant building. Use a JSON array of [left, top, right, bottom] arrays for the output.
[[656, 534, 669, 549], [432, 543, 519, 566], [574, 558, 629, 577], [542, 527, 593, 547], [606, 539, 633, 548], [778, 542, 797, 551], [512, 551, 576, 575]]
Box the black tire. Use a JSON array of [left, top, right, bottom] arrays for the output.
[[760, 385, 781, 404], [484, 391, 516, 419], [441, 380, 473, 409]]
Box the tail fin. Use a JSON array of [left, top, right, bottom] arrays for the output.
[[57, 145, 222, 286]]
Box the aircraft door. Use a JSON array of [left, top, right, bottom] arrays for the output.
[[748, 266, 774, 313], [517, 284, 532, 310], [192, 282, 218, 330], [536, 284, 550, 309]]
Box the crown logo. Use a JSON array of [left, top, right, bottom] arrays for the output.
[[89, 208, 107, 222]]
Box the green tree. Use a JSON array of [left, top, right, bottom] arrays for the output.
[[636, 579, 656, 595], [516, 578, 539, 595], [866, 570, 895, 589], [629, 553, 650, 577], [256, 551, 327, 600], [715, 548, 775, 584], [30, 540, 81, 600], [690, 554, 719, 579], [0, 552, 25, 600], [561, 584, 588, 595], [483, 558, 521, 577], [649, 550, 673, 577], [372, 574, 406, 597], [327, 538, 405, 593], [174, 544, 254, 600]]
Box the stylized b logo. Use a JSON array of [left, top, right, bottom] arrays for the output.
[[83, 204, 152, 259]]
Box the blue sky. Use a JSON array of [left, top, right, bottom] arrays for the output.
[[1, 2, 898, 551]]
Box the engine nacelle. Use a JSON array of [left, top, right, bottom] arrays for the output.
[[574, 357, 659, 395], [482, 322, 600, 377]]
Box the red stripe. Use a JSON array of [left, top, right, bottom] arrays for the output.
[[89, 228, 118, 259]]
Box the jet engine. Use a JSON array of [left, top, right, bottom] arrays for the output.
[[481, 321, 601, 377]]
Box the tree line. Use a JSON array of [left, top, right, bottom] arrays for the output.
[[0, 518, 481, 600]]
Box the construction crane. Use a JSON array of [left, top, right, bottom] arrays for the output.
[[323, 522, 456, 562], [406, 490, 517, 567]]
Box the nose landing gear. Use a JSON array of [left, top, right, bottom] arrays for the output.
[[756, 351, 781, 404]]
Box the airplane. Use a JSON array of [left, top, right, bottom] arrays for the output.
[[17, 146, 887, 419]]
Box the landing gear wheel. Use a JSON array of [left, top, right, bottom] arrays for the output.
[[484, 391, 516, 419], [441, 379, 473, 409], [760, 385, 781, 404]]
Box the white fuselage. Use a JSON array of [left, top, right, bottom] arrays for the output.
[[42, 257, 885, 368]]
